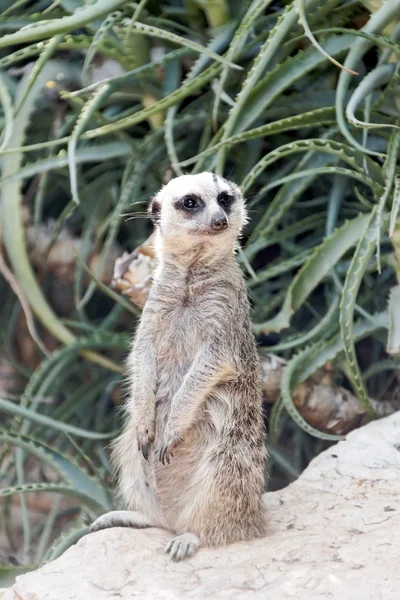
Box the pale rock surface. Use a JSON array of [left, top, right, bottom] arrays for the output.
[[2, 412, 400, 599]]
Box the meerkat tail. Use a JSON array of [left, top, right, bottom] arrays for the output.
[[90, 510, 155, 532]]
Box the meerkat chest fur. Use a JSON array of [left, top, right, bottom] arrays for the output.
[[148, 256, 243, 403]]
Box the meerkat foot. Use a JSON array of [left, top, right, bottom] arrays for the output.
[[90, 510, 152, 533], [165, 532, 200, 562]]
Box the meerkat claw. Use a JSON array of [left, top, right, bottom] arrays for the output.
[[158, 433, 181, 465], [137, 432, 153, 461], [158, 446, 170, 465], [142, 441, 150, 461], [158, 441, 178, 465]]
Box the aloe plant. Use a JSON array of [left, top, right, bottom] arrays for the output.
[[0, 0, 399, 573]]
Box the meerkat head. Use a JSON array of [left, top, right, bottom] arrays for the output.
[[149, 172, 247, 255]]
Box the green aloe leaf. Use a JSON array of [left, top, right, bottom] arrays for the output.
[[246, 152, 335, 252], [254, 214, 370, 334], [339, 207, 385, 416], [238, 34, 354, 134], [281, 343, 344, 442], [0, 397, 118, 440], [389, 175, 400, 238], [0, 142, 131, 184], [346, 63, 398, 131], [387, 285, 400, 355], [180, 107, 337, 168], [0, 71, 13, 152], [295, 0, 356, 74], [0, 482, 105, 513], [0, 0, 129, 48], [82, 62, 222, 138], [0, 431, 112, 511], [274, 311, 388, 440], [43, 525, 90, 564], [0, 60, 120, 373], [82, 9, 125, 81], [376, 126, 400, 270], [313, 27, 400, 58], [242, 138, 384, 193], [335, 0, 400, 153], [130, 21, 241, 71], [300, 312, 388, 383], [212, 0, 275, 126]]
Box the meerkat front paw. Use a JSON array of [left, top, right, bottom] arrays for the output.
[[165, 532, 200, 561], [156, 427, 182, 465], [136, 420, 155, 461]]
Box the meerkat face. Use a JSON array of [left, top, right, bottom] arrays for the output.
[[149, 173, 246, 250]]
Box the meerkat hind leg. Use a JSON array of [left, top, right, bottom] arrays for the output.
[[90, 510, 153, 533], [165, 532, 200, 562]]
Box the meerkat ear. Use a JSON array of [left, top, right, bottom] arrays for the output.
[[148, 196, 161, 226]]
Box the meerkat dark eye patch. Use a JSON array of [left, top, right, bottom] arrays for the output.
[[217, 191, 234, 212], [175, 194, 204, 213]]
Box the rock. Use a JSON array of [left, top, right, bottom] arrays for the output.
[[2, 413, 400, 599]]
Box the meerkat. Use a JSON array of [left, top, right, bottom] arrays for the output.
[[91, 172, 267, 561]]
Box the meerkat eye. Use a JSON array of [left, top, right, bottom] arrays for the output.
[[181, 195, 200, 210], [217, 191, 233, 208]]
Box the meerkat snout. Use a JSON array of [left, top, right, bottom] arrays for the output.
[[210, 212, 228, 231], [149, 172, 246, 245]]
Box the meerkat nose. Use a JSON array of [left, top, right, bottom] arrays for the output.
[[211, 216, 228, 231]]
